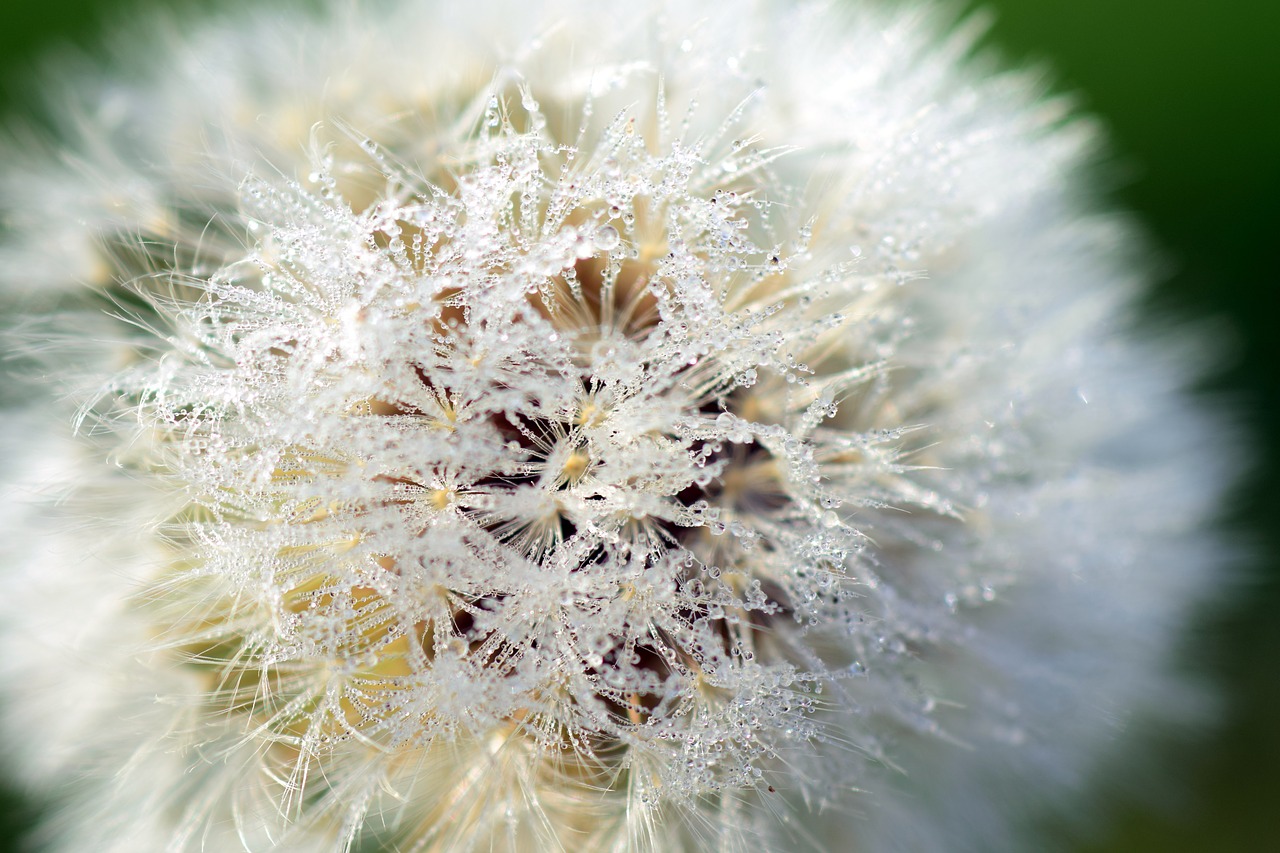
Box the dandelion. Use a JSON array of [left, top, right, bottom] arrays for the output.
[[0, 1, 1231, 851]]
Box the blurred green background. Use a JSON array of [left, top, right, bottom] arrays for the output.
[[0, 0, 1276, 850]]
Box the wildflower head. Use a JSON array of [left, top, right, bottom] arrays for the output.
[[0, 1, 1230, 851]]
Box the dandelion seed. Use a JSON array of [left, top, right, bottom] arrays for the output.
[[0, 1, 1232, 852]]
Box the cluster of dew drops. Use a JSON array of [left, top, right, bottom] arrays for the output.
[[133, 78, 917, 802]]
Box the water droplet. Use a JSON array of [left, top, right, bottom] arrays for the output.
[[593, 224, 620, 251]]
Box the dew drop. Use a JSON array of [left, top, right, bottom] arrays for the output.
[[594, 224, 621, 250]]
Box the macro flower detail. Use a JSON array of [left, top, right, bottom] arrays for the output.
[[0, 1, 1230, 852]]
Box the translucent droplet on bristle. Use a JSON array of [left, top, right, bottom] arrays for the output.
[[594, 224, 620, 250]]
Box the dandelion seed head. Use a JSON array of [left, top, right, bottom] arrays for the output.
[[0, 1, 1231, 851]]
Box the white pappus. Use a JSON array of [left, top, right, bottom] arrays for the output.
[[0, 1, 1232, 851]]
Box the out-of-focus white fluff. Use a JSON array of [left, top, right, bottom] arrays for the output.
[[0, 1, 1230, 851]]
